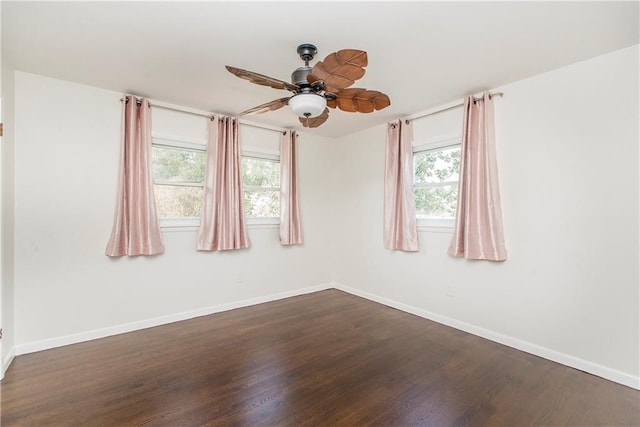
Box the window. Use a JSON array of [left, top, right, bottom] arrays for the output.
[[413, 140, 461, 228], [242, 152, 280, 224], [152, 138, 206, 228], [150, 107, 284, 229], [151, 137, 281, 228]]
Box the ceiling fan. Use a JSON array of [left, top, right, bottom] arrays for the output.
[[226, 44, 391, 128]]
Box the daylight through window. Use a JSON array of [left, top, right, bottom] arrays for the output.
[[152, 139, 206, 227], [413, 144, 461, 225], [242, 154, 280, 220]]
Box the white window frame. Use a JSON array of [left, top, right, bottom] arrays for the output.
[[151, 138, 282, 230], [152, 135, 207, 230], [242, 150, 281, 227], [413, 134, 461, 230]]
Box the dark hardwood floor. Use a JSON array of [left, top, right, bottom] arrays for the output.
[[1, 289, 638, 426]]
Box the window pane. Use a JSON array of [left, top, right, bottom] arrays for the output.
[[414, 146, 460, 185], [415, 185, 458, 218], [244, 189, 280, 218], [242, 157, 280, 188], [152, 146, 206, 183], [154, 184, 203, 218]]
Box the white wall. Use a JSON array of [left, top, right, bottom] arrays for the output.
[[1, 64, 16, 376], [12, 72, 334, 350], [333, 45, 639, 386]]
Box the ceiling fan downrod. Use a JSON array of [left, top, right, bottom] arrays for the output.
[[297, 43, 317, 66]]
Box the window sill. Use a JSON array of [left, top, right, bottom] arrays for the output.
[[247, 222, 279, 229], [160, 218, 280, 232], [161, 225, 200, 233], [416, 217, 455, 233], [246, 218, 279, 229], [417, 225, 454, 234], [160, 218, 200, 229]]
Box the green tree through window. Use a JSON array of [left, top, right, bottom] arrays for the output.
[[241, 156, 280, 218], [151, 137, 281, 225], [414, 145, 460, 219], [152, 145, 206, 219]]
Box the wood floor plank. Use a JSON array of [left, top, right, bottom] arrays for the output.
[[1, 289, 638, 426]]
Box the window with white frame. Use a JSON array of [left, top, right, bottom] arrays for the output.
[[241, 152, 280, 223], [150, 108, 282, 228], [151, 142, 282, 227], [152, 138, 207, 227], [413, 138, 461, 227]]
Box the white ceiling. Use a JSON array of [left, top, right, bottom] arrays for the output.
[[3, 1, 638, 138]]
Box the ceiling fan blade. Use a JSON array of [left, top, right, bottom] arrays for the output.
[[308, 49, 368, 92], [299, 108, 329, 128], [239, 97, 291, 116], [334, 88, 391, 113], [226, 66, 299, 92]]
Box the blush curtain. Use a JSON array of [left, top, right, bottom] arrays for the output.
[[448, 92, 507, 261], [105, 96, 165, 257], [197, 115, 250, 251], [280, 130, 303, 245], [384, 119, 419, 251]]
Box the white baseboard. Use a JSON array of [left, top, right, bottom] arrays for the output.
[[15, 283, 333, 356], [333, 282, 640, 390], [1, 346, 16, 380]]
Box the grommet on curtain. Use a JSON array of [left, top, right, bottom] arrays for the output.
[[122, 96, 142, 106], [282, 131, 287, 135], [405, 119, 410, 125], [390, 123, 397, 129], [209, 115, 216, 121]]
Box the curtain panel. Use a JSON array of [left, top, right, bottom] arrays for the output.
[[105, 96, 165, 257], [448, 92, 507, 261], [384, 119, 419, 251], [280, 130, 303, 245], [197, 115, 250, 251]]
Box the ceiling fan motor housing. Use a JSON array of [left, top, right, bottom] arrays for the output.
[[291, 66, 312, 86]]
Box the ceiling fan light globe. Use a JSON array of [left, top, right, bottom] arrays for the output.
[[289, 94, 326, 118]]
